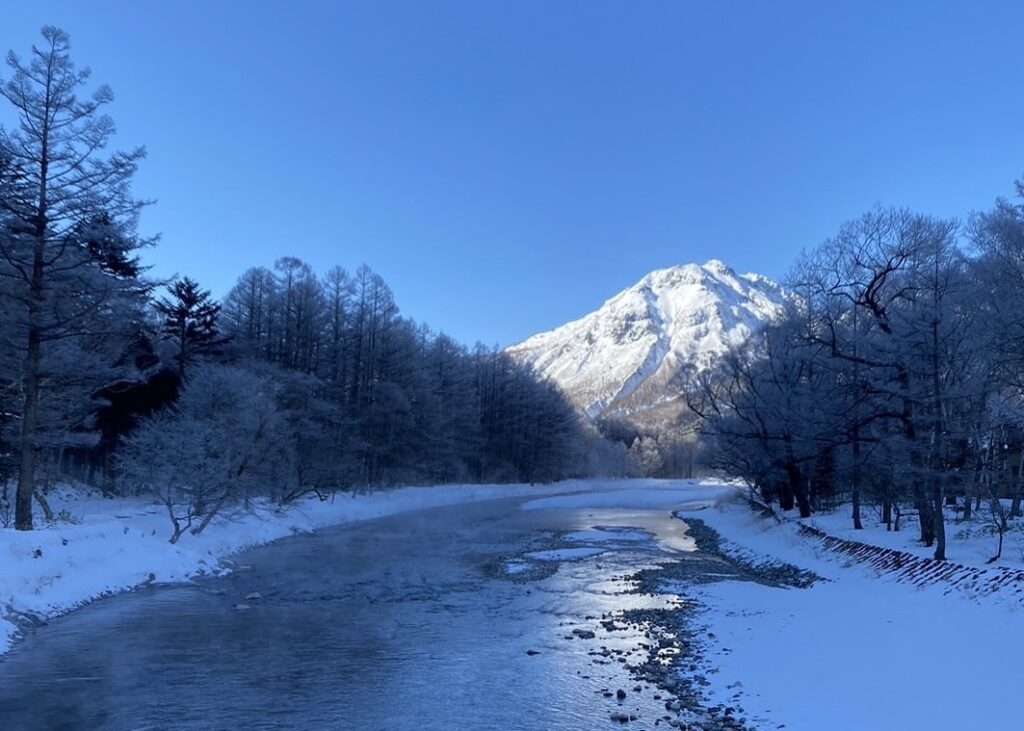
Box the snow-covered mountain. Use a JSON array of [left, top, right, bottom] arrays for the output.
[[507, 260, 787, 420]]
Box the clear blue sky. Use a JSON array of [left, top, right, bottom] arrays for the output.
[[4, 2, 1023, 346]]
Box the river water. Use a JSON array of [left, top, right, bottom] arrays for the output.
[[0, 496, 721, 730]]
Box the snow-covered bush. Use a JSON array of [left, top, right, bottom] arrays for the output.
[[118, 365, 292, 542]]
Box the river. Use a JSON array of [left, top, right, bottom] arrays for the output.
[[0, 494, 740, 730]]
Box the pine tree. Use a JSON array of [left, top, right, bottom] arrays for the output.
[[154, 277, 225, 378]]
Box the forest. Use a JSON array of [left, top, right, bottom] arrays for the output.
[[0, 27, 586, 536], [690, 193, 1024, 562]]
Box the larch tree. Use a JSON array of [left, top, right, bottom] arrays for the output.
[[215, 258, 585, 490], [0, 26, 150, 530], [222, 266, 276, 357], [321, 265, 353, 386]]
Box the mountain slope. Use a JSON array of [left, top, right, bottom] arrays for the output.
[[507, 260, 786, 420]]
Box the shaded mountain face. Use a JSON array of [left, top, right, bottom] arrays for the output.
[[507, 260, 786, 422]]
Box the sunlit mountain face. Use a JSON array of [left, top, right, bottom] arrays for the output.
[[508, 260, 787, 422]]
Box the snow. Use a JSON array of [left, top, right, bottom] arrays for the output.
[[506, 261, 787, 417], [683, 497, 1024, 731], [803, 503, 1024, 570], [0, 479, 604, 655], [524, 547, 606, 561]]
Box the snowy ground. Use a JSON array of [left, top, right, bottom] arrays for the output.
[[803, 501, 1024, 570], [685, 498, 1024, 731], [0, 478, 635, 655]]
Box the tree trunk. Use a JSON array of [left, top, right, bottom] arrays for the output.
[[928, 267, 946, 562], [785, 461, 812, 518], [1011, 454, 1024, 518], [777, 479, 795, 511], [14, 97, 50, 532], [778, 475, 794, 509], [851, 429, 863, 529], [795, 488, 812, 519], [34, 490, 54, 523], [931, 482, 946, 561], [14, 238, 45, 531], [165, 498, 189, 544], [916, 487, 935, 546], [168, 521, 186, 544], [850, 303, 864, 530], [191, 491, 230, 537], [992, 525, 1004, 563], [14, 359, 39, 530]]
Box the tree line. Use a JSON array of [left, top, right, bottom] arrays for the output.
[[0, 27, 584, 536], [690, 192, 1024, 562]]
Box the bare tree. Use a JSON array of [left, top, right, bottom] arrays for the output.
[[118, 365, 290, 542], [796, 209, 966, 559], [687, 313, 843, 518]]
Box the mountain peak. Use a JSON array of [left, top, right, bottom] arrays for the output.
[[702, 258, 732, 273], [508, 261, 786, 420], [639, 259, 740, 288]]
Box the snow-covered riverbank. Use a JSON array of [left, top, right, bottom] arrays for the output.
[[523, 485, 1024, 729], [687, 498, 1024, 730], [1, 478, 650, 655]]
